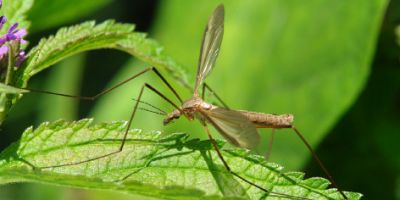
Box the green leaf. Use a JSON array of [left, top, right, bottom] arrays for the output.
[[17, 20, 189, 89], [19, 20, 134, 84], [0, 120, 361, 200], [0, 0, 33, 33], [151, 0, 388, 169], [0, 83, 27, 120], [28, 0, 112, 32], [0, 82, 27, 121], [0, 83, 28, 94]]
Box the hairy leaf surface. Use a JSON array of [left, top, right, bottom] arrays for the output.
[[0, 120, 361, 199]]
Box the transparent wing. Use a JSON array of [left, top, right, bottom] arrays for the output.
[[194, 4, 224, 95], [201, 107, 260, 149]]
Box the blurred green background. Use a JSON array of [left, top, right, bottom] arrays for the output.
[[0, 0, 399, 199]]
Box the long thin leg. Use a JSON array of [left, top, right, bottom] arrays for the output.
[[256, 125, 348, 200], [201, 83, 229, 109], [291, 126, 347, 199], [39, 83, 177, 169], [23, 67, 183, 105], [264, 128, 275, 161], [201, 123, 309, 200]]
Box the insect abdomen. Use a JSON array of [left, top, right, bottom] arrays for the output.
[[239, 111, 294, 127]]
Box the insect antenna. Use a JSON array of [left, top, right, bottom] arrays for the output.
[[138, 107, 166, 116], [131, 98, 167, 115]]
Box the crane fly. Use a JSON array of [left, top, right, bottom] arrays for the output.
[[163, 5, 347, 199], [18, 4, 348, 200]]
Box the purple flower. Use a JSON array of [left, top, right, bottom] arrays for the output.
[[0, 16, 5, 30], [0, 45, 8, 59], [0, 23, 27, 46], [0, 15, 27, 68], [15, 50, 25, 67], [0, 0, 28, 79]]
